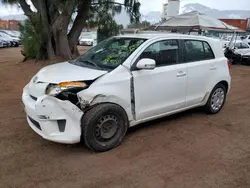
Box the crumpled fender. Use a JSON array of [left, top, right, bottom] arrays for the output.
[[77, 91, 133, 121]]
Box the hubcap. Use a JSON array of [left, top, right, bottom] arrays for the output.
[[211, 88, 225, 111], [95, 115, 119, 141]]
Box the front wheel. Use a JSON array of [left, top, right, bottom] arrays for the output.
[[204, 83, 227, 114], [81, 104, 128, 152]]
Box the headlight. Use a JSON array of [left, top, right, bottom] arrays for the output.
[[46, 81, 87, 96]]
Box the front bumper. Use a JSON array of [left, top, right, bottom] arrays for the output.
[[79, 41, 93, 46], [22, 85, 84, 144], [241, 55, 250, 65]]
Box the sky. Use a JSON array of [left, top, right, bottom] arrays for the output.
[[0, 0, 250, 16], [138, 0, 250, 14]]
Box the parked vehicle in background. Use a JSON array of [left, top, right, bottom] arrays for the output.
[[233, 41, 250, 55], [8, 30, 20, 38], [0, 30, 20, 45], [0, 40, 3, 48], [223, 40, 250, 55], [0, 37, 11, 47], [242, 35, 250, 45], [79, 33, 96, 46], [223, 37, 250, 64], [22, 34, 231, 152], [241, 52, 250, 65], [0, 32, 19, 47]]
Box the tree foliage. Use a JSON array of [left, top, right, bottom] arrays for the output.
[[1, 0, 141, 60], [19, 16, 41, 59], [127, 20, 151, 28], [97, 14, 121, 43]]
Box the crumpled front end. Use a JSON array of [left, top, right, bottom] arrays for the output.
[[22, 85, 83, 144]]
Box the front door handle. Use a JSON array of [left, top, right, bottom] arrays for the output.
[[176, 71, 187, 77]]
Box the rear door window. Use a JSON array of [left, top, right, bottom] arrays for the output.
[[184, 40, 214, 62], [203, 42, 215, 60]]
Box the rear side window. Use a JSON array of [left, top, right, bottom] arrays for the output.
[[241, 42, 249, 49], [203, 42, 215, 59], [184, 40, 215, 62], [234, 43, 241, 48]]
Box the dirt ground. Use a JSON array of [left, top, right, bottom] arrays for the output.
[[1, 46, 250, 188]]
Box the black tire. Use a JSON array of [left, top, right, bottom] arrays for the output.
[[81, 103, 129, 152], [204, 83, 227, 114]]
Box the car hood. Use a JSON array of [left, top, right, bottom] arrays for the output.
[[34, 62, 108, 84]]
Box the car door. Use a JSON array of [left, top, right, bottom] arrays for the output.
[[184, 40, 216, 107], [238, 42, 250, 55], [132, 39, 187, 120], [234, 42, 244, 55]]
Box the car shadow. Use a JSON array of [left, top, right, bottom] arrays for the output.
[[127, 107, 204, 135], [42, 107, 205, 153]]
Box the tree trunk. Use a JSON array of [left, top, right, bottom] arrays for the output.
[[53, 27, 72, 59], [19, 0, 90, 60], [68, 0, 92, 54], [50, 1, 76, 59], [36, 0, 55, 60]]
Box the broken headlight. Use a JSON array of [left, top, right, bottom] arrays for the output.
[[46, 81, 87, 96]]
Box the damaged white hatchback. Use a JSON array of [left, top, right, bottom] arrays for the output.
[[22, 34, 231, 152]]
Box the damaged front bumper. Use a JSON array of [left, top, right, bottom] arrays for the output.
[[22, 85, 84, 144]]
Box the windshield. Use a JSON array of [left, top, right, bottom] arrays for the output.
[[82, 34, 93, 39], [6, 32, 16, 38], [70, 37, 147, 70]]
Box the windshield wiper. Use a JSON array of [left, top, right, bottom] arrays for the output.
[[79, 59, 102, 70]]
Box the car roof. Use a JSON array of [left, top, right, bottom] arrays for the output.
[[116, 33, 217, 41]]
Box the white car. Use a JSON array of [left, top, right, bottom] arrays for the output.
[[22, 34, 231, 152], [79, 34, 96, 46], [243, 35, 250, 45], [233, 41, 250, 55], [222, 40, 250, 54]]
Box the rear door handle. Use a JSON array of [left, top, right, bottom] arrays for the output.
[[210, 65, 217, 70], [176, 71, 187, 77]]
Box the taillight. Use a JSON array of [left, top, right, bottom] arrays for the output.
[[227, 59, 231, 69]]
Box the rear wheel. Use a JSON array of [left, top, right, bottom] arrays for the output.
[[81, 104, 128, 152], [204, 83, 227, 114]]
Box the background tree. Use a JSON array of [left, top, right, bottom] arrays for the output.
[[127, 20, 151, 28], [19, 15, 41, 59], [84, 2, 124, 43], [1, 0, 140, 60], [97, 15, 121, 43]]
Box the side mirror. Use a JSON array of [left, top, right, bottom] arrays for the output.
[[136, 58, 156, 70]]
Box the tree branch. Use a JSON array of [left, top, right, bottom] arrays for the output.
[[61, 0, 78, 16], [30, 0, 39, 11], [19, 0, 34, 19], [91, 2, 140, 21], [52, 0, 77, 31], [68, 0, 92, 46]]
